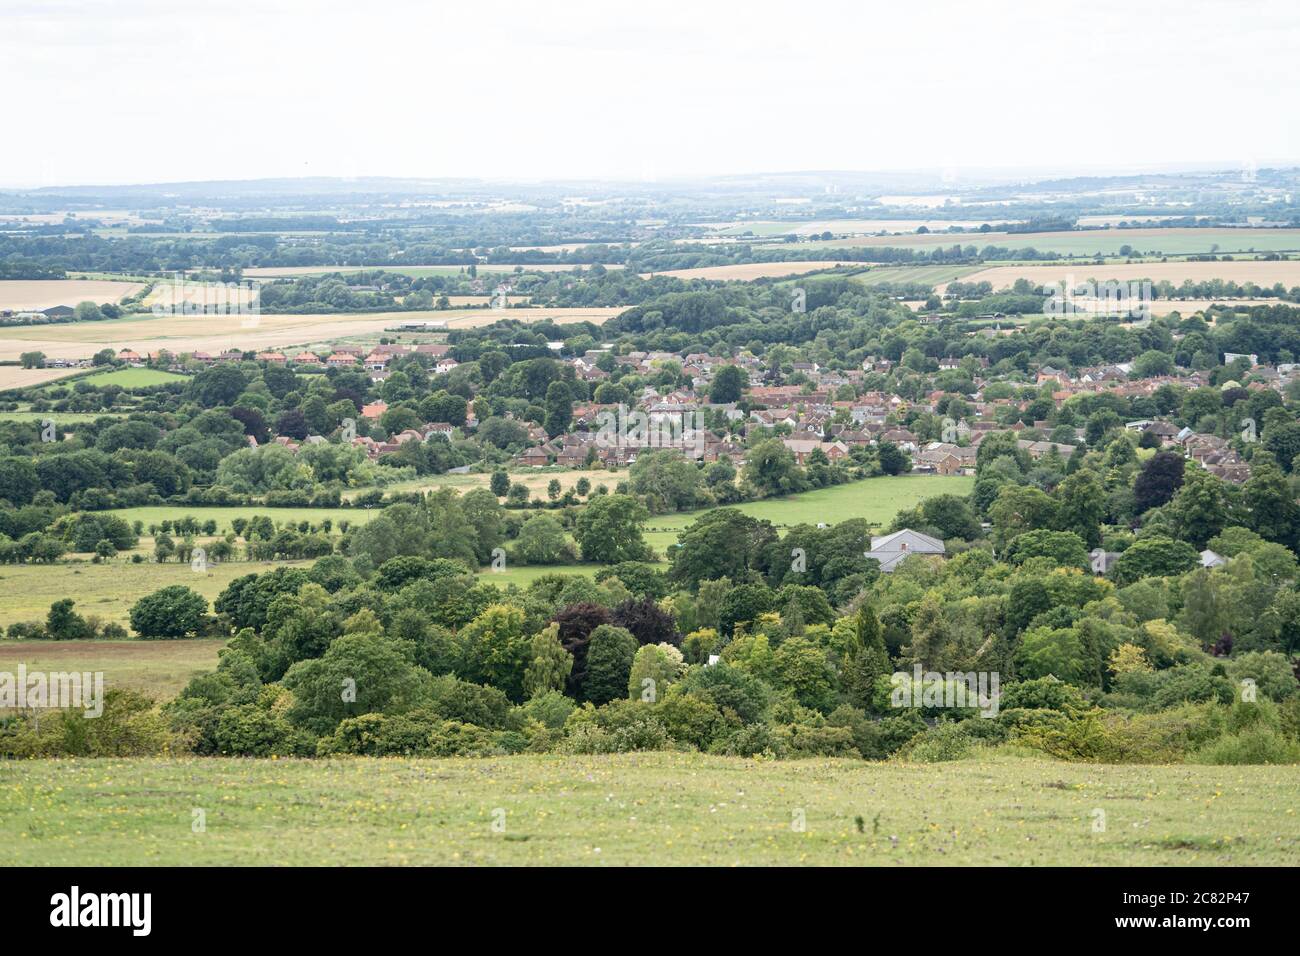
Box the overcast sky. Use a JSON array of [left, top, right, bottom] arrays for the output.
[[3, 0, 1297, 187]]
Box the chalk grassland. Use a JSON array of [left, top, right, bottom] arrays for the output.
[[2, 753, 1296, 865], [0, 279, 145, 311], [240, 264, 624, 278], [0, 307, 625, 362], [0, 639, 224, 701], [950, 260, 1300, 293], [638, 262, 864, 281]]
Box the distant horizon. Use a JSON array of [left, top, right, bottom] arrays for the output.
[[5, 160, 1300, 195]]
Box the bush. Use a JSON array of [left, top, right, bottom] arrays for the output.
[[129, 585, 208, 639], [1194, 726, 1300, 764]]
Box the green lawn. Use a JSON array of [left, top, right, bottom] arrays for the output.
[[0, 638, 223, 702], [2, 752, 1295, 865]]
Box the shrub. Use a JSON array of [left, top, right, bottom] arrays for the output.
[[129, 585, 208, 639]]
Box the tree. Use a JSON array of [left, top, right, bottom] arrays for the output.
[[841, 605, 890, 710], [129, 585, 208, 638], [1169, 467, 1229, 548], [1003, 529, 1089, 569], [522, 624, 572, 699], [573, 494, 652, 563], [489, 470, 510, 498], [629, 450, 706, 513], [455, 604, 532, 702], [513, 514, 572, 564], [46, 599, 92, 640], [876, 441, 911, 476], [669, 508, 778, 589], [283, 629, 431, 734], [1133, 451, 1185, 514], [627, 643, 685, 701], [19, 351, 46, 369], [1110, 537, 1200, 586], [189, 365, 247, 407], [709, 364, 747, 404], [583, 625, 638, 704], [742, 438, 806, 497], [543, 380, 572, 438], [611, 597, 678, 646], [1056, 470, 1105, 548], [551, 602, 612, 697]]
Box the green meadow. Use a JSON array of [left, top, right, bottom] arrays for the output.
[[3, 753, 1296, 866]]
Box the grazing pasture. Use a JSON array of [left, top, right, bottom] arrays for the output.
[[0, 560, 311, 627], [3, 753, 1295, 866]]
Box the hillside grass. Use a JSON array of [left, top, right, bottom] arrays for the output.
[[2, 752, 1295, 865]]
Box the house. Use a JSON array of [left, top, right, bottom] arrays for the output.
[[256, 351, 287, 364], [294, 351, 322, 365], [361, 400, 387, 419], [1089, 549, 1121, 575], [326, 352, 359, 367], [515, 447, 550, 467], [867, 529, 946, 573], [1200, 549, 1227, 569]]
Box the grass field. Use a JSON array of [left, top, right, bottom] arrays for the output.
[[638, 262, 861, 281], [2, 752, 1295, 865], [797, 227, 1300, 257], [67, 367, 188, 388], [846, 264, 984, 287], [0, 560, 310, 627], [642, 475, 973, 554], [0, 639, 223, 701]]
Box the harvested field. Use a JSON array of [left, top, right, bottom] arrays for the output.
[[0, 366, 85, 390], [949, 260, 1300, 292], [0, 279, 144, 311], [0, 307, 624, 362]]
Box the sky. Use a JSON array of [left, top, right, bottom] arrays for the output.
[[2, 0, 1298, 188]]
